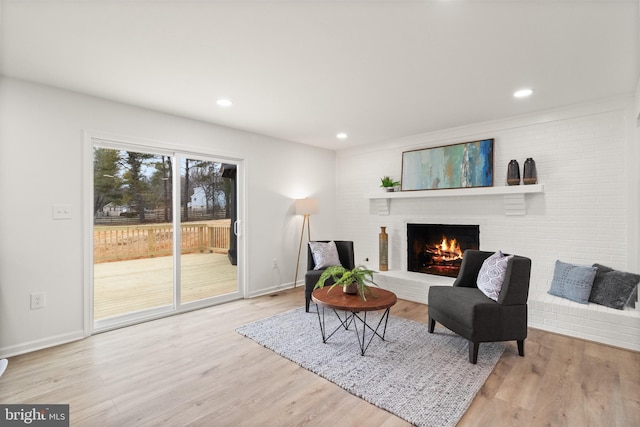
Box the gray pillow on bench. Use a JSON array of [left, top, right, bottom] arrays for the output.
[[548, 260, 597, 304], [589, 264, 639, 310]]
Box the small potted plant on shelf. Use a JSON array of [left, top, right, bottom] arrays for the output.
[[380, 176, 400, 192], [314, 265, 379, 301]]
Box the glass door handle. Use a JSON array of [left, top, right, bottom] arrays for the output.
[[233, 220, 241, 237]]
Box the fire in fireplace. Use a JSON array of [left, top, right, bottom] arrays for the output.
[[407, 224, 480, 278]]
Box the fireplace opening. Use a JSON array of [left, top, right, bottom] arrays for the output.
[[407, 224, 480, 278]]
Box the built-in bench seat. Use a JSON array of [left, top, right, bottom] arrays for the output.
[[528, 291, 640, 352], [375, 271, 640, 352], [375, 270, 452, 305]]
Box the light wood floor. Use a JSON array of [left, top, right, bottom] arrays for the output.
[[1, 288, 638, 426]]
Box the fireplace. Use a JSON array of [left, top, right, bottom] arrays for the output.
[[407, 224, 480, 278]]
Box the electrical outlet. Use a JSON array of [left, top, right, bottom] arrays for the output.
[[272, 258, 278, 269], [52, 204, 72, 220], [31, 292, 46, 309]]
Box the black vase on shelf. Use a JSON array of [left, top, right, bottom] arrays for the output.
[[507, 160, 520, 186], [523, 158, 537, 185]]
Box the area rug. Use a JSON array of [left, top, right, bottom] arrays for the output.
[[236, 307, 504, 427]]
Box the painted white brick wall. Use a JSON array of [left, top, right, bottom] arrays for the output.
[[336, 98, 640, 351]]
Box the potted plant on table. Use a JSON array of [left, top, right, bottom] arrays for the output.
[[314, 265, 379, 301], [380, 176, 400, 192]]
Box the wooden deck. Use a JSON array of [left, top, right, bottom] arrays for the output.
[[94, 253, 237, 320]]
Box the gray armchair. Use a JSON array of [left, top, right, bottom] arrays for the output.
[[427, 250, 532, 363], [305, 241, 355, 312]]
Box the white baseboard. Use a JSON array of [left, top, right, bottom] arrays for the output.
[[247, 283, 296, 299], [0, 330, 85, 359]]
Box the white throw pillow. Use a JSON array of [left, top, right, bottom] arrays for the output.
[[309, 241, 342, 270], [476, 251, 513, 301]]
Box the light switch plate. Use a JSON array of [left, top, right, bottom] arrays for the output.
[[53, 204, 72, 220]]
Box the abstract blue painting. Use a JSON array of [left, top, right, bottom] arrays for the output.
[[401, 139, 493, 191]]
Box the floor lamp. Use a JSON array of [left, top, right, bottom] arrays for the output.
[[294, 198, 319, 287]]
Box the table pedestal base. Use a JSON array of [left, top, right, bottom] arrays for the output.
[[315, 305, 391, 356]]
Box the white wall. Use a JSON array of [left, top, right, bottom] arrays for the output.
[[1, 76, 637, 356], [0, 77, 337, 357], [337, 96, 638, 277], [335, 96, 639, 349]]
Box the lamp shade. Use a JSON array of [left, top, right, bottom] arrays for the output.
[[295, 198, 319, 215]]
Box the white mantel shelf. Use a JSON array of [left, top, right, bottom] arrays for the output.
[[367, 184, 544, 216]]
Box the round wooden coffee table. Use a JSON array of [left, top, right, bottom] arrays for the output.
[[311, 287, 397, 356]]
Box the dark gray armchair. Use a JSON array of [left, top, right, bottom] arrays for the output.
[[304, 241, 355, 312], [428, 250, 532, 363]]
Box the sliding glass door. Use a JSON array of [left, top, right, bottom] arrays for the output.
[[91, 140, 241, 330], [179, 157, 238, 305]]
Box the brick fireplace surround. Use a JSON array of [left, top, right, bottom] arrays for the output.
[[336, 97, 640, 352]]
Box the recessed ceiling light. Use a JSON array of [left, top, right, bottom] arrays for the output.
[[336, 132, 348, 140], [513, 88, 534, 98], [216, 98, 233, 107]]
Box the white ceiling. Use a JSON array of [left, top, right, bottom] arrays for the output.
[[1, 0, 638, 150]]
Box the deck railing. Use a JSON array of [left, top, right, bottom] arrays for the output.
[[94, 221, 231, 263]]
